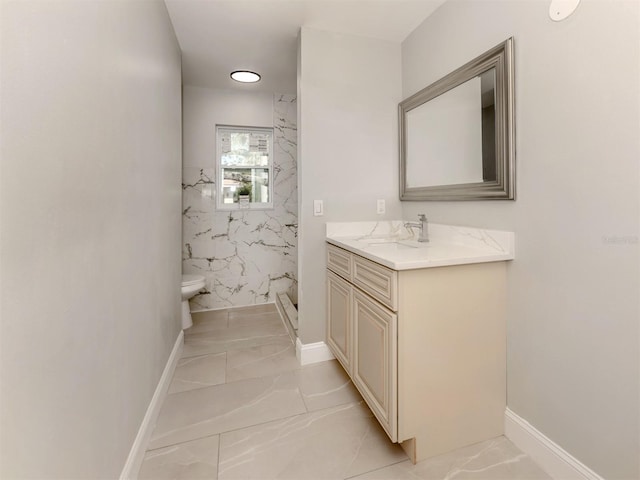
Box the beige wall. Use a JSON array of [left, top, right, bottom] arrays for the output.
[[0, 1, 182, 477], [297, 27, 403, 344], [401, 1, 639, 478]]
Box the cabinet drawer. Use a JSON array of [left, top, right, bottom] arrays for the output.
[[353, 255, 398, 311], [327, 244, 352, 280]]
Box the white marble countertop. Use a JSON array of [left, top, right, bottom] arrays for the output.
[[326, 221, 515, 271]]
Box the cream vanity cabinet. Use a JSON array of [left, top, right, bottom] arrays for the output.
[[326, 242, 507, 464]]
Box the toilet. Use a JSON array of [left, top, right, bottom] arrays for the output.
[[181, 274, 206, 329]]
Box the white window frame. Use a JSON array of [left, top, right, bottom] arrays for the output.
[[215, 125, 274, 211]]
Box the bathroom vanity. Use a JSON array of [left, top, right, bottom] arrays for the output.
[[325, 222, 514, 463]]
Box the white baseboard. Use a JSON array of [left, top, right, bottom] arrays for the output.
[[295, 338, 335, 366], [120, 330, 184, 479], [505, 408, 603, 480]]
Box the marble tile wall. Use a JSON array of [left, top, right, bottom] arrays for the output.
[[182, 94, 297, 310]]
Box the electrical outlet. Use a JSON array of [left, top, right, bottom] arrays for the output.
[[376, 199, 385, 214]]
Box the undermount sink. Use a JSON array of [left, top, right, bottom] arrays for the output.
[[367, 241, 417, 250], [363, 238, 399, 244], [362, 237, 433, 250]]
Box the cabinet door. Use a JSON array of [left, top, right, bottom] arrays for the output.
[[327, 270, 352, 373], [353, 290, 397, 441]]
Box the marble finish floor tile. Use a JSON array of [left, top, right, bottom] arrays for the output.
[[229, 303, 277, 315], [168, 352, 227, 394], [218, 401, 407, 480], [187, 309, 229, 336], [139, 435, 220, 480], [148, 371, 307, 450], [142, 305, 550, 480], [227, 310, 284, 329], [192, 308, 229, 322], [226, 342, 299, 383], [296, 360, 362, 412], [348, 436, 551, 480], [182, 322, 291, 358]]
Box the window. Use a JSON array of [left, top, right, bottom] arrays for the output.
[[216, 125, 273, 210]]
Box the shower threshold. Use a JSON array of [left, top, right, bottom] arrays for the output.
[[276, 292, 298, 342]]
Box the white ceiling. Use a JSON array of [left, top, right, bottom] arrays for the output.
[[164, 0, 446, 94]]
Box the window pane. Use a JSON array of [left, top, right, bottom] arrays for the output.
[[217, 126, 273, 210], [220, 130, 270, 167], [221, 168, 270, 204]]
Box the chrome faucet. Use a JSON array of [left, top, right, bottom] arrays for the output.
[[404, 213, 429, 243], [416, 213, 429, 242]]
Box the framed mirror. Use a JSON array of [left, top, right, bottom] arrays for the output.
[[399, 38, 515, 201]]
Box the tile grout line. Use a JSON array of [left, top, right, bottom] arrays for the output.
[[145, 407, 311, 453], [146, 331, 305, 452], [170, 325, 298, 395], [216, 431, 222, 480], [179, 335, 292, 359], [223, 351, 228, 385], [144, 399, 367, 454], [166, 352, 227, 396], [342, 458, 410, 480], [147, 305, 389, 477], [144, 431, 221, 453]]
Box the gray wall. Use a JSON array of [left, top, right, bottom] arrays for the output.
[[401, 1, 639, 478], [0, 1, 182, 477], [297, 27, 403, 344]]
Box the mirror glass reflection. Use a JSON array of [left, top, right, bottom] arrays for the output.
[[405, 69, 496, 188]]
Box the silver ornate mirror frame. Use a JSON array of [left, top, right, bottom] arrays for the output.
[[399, 38, 515, 201]]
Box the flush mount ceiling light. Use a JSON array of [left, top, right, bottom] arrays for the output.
[[230, 70, 261, 83]]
